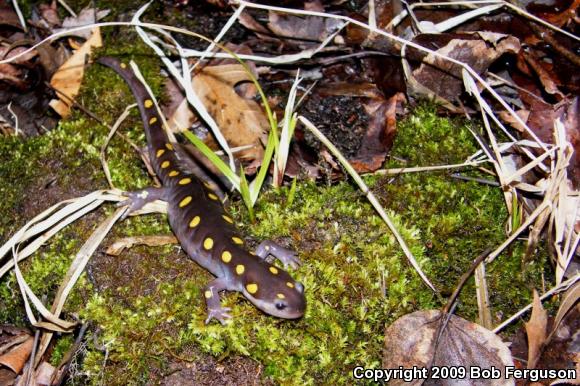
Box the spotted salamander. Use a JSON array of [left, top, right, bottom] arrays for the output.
[[98, 57, 305, 324]]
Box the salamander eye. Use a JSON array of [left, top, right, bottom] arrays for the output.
[[275, 302, 287, 311]]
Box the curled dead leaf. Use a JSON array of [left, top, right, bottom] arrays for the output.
[[49, 28, 103, 117], [383, 310, 514, 386], [267, 11, 343, 43], [410, 33, 520, 103], [188, 64, 269, 163], [547, 281, 580, 345], [0, 336, 33, 374], [524, 290, 548, 370]]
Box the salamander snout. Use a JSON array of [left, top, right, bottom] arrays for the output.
[[242, 275, 306, 319]]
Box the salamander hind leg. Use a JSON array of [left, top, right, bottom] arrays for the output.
[[255, 240, 301, 270], [203, 277, 232, 325]]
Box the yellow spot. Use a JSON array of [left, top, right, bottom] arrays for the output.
[[203, 237, 214, 250], [144, 99, 153, 108], [161, 161, 170, 169], [203, 181, 212, 188], [235, 264, 245, 275], [179, 196, 192, 207], [204, 290, 212, 299], [168, 170, 179, 177], [149, 116, 157, 124], [179, 178, 191, 185], [246, 283, 258, 294], [165, 143, 174, 150], [269, 266, 279, 275], [120, 62, 127, 69], [189, 216, 200, 228], [208, 193, 218, 201], [276, 293, 285, 299], [156, 149, 165, 158], [221, 250, 232, 263], [286, 282, 294, 288], [232, 237, 243, 245], [222, 215, 233, 224]]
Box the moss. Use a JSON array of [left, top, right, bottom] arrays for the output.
[[75, 178, 434, 385], [380, 104, 551, 321], [50, 333, 75, 366], [0, 99, 552, 384], [0, 10, 553, 381]]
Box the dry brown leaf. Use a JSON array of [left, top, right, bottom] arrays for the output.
[[238, 12, 278, 43], [106, 235, 178, 256], [38, 1, 60, 29], [0, 46, 38, 90], [60, 8, 110, 40], [49, 28, 102, 117], [0, 337, 33, 374], [267, 11, 342, 42], [163, 77, 194, 134], [383, 310, 514, 386], [499, 109, 530, 132], [411, 33, 520, 103], [0, 1, 23, 30], [0, 368, 15, 386], [522, 51, 564, 98], [34, 361, 56, 386], [350, 93, 402, 173], [524, 290, 548, 370], [547, 281, 580, 344], [191, 64, 269, 162]]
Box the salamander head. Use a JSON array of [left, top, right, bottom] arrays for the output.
[[241, 263, 305, 319]]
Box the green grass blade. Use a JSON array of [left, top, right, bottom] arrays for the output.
[[250, 129, 277, 204], [287, 176, 297, 208], [239, 167, 254, 221], [183, 131, 240, 189]]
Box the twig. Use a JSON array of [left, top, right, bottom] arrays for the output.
[[6, 102, 20, 136], [390, 0, 578, 42], [52, 323, 89, 386], [368, 0, 377, 30], [443, 248, 493, 313], [0, 17, 545, 150], [191, 3, 246, 71], [57, 0, 77, 17], [429, 249, 492, 368], [24, 295, 45, 386], [493, 273, 580, 333], [100, 104, 137, 189], [528, 20, 580, 67], [450, 173, 500, 186], [487, 72, 545, 103], [10, 0, 27, 32], [486, 201, 551, 264], [372, 159, 489, 175], [475, 262, 492, 328], [24, 330, 40, 386], [34, 206, 128, 364], [45, 81, 157, 183]]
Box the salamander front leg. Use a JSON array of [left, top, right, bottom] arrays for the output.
[[203, 278, 232, 325], [118, 186, 168, 219], [255, 241, 301, 270]]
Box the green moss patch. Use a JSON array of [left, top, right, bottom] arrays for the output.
[[0, 36, 551, 385]]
